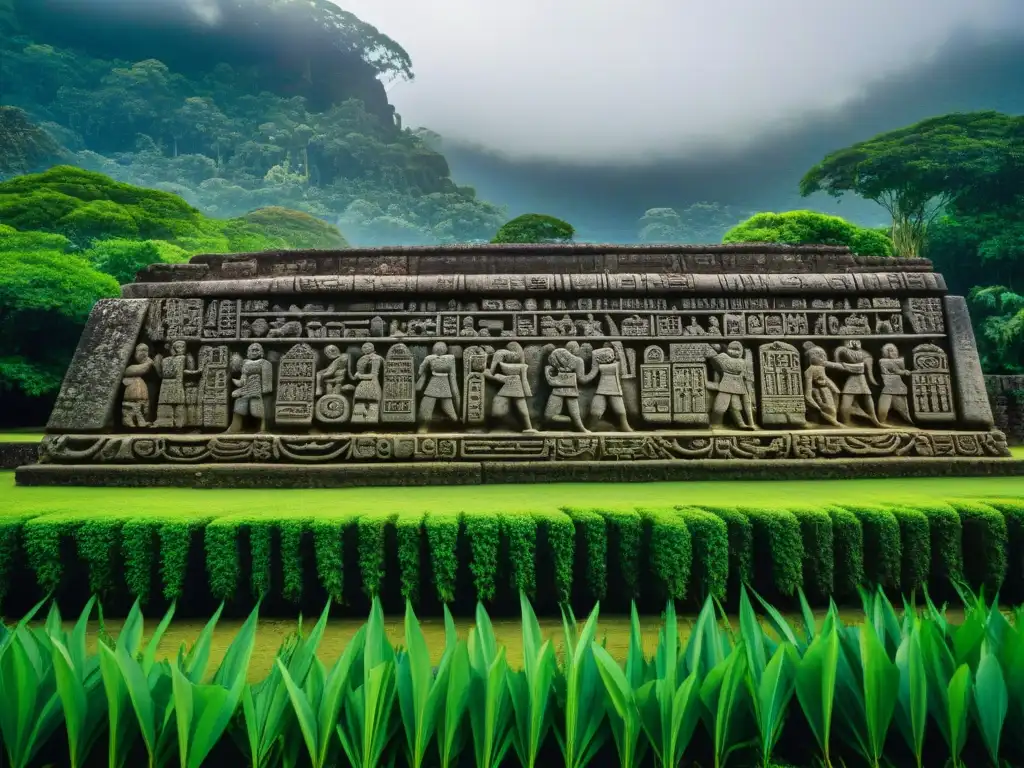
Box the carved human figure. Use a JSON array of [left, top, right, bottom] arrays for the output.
[[877, 343, 913, 426], [543, 344, 596, 432], [416, 341, 461, 432], [485, 341, 536, 432], [705, 341, 757, 429], [578, 313, 603, 337], [121, 343, 156, 427], [801, 341, 842, 427], [588, 346, 632, 432], [833, 339, 883, 427], [707, 316, 721, 335], [684, 317, 706, 336], [155, 340, 197, 428], [352, 342, 384, 423], [459, 317, 479, 337], [316, 345, 350, 396], [227, 343, 274, 433]]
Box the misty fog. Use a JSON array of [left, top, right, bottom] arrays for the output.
[[338, 0, 1023, 164]]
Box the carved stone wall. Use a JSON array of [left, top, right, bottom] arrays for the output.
[[986, 375, 1024, 445], [21, 244, 1013, 483]]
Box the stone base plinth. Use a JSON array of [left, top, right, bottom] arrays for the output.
[[16, 426, 1016, 486], [16, 456, 1024, 488]]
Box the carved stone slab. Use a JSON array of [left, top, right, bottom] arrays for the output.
[[945, 296, 995, 430], [24, 245, 1014, 484], [46, 298, 150, 432]]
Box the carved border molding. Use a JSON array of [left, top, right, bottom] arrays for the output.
[[37, 429, 1009, 465]]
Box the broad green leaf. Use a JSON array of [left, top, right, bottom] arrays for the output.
[[972, 643, 1007, 765], [795, 620, 839, 766]]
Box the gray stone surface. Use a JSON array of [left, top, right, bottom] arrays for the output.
[[986, 374, 1024, 444], [0, 442, 38, 470], [23, 244, 1011, 486], [16, 456, 1024, 488], [945, 296, 996, 430], [46, 299, 150, 432], [122, 271, 947, 299]]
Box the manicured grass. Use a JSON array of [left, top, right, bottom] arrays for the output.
[[3, 471, 1022, 518], [0, 431, 43, 442], [2, 470, 1022, 620]]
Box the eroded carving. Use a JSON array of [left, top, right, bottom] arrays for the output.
[[706, 342, 756, 430], [121, 343, 156, 427], [834, 340, 883, 428], [227, 343, 274, 433], [32, 246, 1013, 480], [417, 341, 461, 431], [877, 343, 913, 426]]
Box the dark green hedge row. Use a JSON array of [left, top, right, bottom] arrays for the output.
[[0, 497, 1020, 616]]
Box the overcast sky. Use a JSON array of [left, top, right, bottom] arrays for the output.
[[335, 0, 1022, 164]]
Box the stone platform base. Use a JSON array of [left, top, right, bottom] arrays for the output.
[[16, 456, 1024, 488], [0, 442, 39, 470]]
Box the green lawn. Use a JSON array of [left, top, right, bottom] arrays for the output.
[[3, 470, 1022, 521], [0, 431, 43, 442]]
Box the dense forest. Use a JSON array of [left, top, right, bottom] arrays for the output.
[[0, 0, 508, 245]]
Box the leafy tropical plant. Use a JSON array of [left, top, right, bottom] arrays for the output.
[[1, 586, 1023, 767]]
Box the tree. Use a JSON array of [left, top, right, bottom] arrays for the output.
[[969, 286, 1024, 374], [83, 238, 190, 284], [0, 106, 65, 177], [799, 112, 1018, 257], [722, 210, 893, 257], [492, 214, 574, 244], [0, 225, 119, 399]]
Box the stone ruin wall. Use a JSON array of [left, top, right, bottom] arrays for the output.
[[986, 375, 1024, 445], [23, 244, 1011, 481]]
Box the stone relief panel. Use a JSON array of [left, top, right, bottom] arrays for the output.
[[94, 290, 982, 443]]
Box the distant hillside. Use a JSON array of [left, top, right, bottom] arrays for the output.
[[0, 0, 508, 245]]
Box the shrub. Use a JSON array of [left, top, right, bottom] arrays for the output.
[[462, 508, 500, 602], [904, 502, 963, 595], [395, 512, 423, 603], [887, 505, 931, 594], [594, 507, 642, 602], [722, 210, 894, 256], [424, 511, 460, 604], [278, 519, 305, 604], [840, 505, 901, 590], [205, 520, 241, 602], [787, 506, 834, 599], [676, 507, 729, 601], [985, 498, 1024, 600], [533, 509, 575, 606], [562, 507, 608, 602], [492, 213, 574, 244], [700, 506, 755, 598], [637, 507, 692, 602], [951, 501, 1008, 594], [502, 511, 537, 599], [826, 506, 864, 600], [357, 510, 395, 599], [738, 506, 803, 597]]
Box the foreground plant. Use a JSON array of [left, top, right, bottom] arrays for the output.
[[1, 583, 1023, 767]]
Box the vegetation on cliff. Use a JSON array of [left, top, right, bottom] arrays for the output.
[[0, 1, 507, 245]]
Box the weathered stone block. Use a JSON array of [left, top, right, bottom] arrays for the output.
[[22, 243, 1015, 486]]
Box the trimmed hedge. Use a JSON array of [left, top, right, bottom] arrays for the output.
[[1, 497, 1020, 616]]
